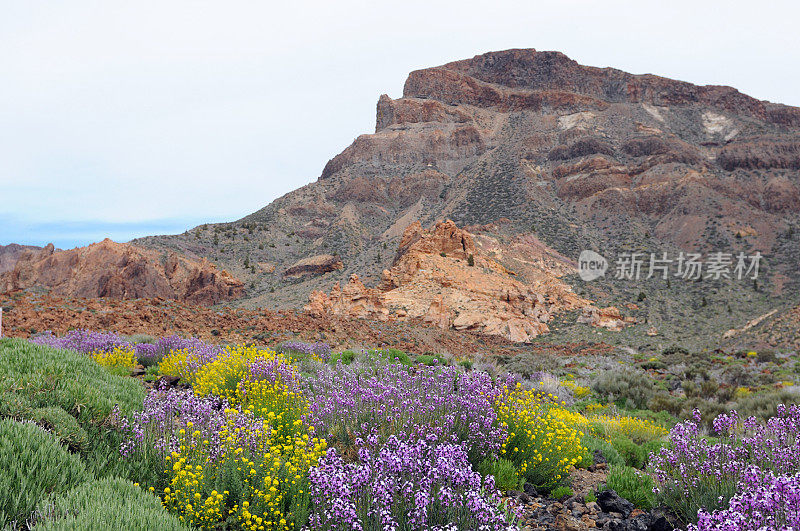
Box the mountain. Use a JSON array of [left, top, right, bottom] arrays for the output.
[[1, 239, 243, 305], [0, 48, 781, 348]]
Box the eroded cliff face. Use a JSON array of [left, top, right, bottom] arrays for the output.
[[1, 239, 243, 305], [307, 220, 592, 342]]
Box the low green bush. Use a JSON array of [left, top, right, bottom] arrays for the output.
[[416, 354, 447, 366], [0, 339, 156, 484], [603, 465, 655, 510], [581, 434, 625, 468], [477, 457, 521, 492], [0, 419, 90, 528], [33, 477, 183, 530], [592, 369, 657, 410], [30, 407, 89, 452], [550, 486, 574, 499], [329, 350, 357, 365], [0, 339, 145, 424], [610, 436, 646, 469], [0, 390, 33, 419]]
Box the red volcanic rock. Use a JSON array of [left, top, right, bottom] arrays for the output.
[[283, 254, 344, 279], [307, 220, 591, 342], [405, 49, 800, 125], [1, 239, 243, 305], [0, 243, 41, 274], [717, 137, 800, 171]]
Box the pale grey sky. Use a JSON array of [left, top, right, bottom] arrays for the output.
[[2, 0, 799, 247]]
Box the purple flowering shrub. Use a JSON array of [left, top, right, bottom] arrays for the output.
[[304, 362, 507, 465], [650, 404, 800, 524], [119, 385, 264, 461], [689, 469, 800, 530], [308, 436, 516, 530], [279, 341, 332, 362], [32, 329, 131, 353]]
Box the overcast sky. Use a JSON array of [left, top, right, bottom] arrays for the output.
[[2, 0, 799, 248]]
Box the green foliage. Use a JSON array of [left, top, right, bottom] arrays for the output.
[[648, 393, 682, 416], [125, 334, 156, 345], [33, 477, 184, 530], [467, 254, 475, 267], [30, 407, 89, 452], [592, 368, 657, 409], [378, 348, 411, 365], [0, 339, 158, 485], [584, 491, 597, 503], [581, 435, 625, 468], [0, 390, 33, 419], [477, 458, 521, 492], [0, 339, 145, 424], [416, 353, 447, 366], [459, 360, 474, 371], [610, 436, 647, 469], [0, 419, 90, 528], [329, 350, 356, 365], [550, 486, 574, 499], [603, 466, 655, 510]]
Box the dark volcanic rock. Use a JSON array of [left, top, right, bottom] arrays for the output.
[[597, 490, 635, 518]]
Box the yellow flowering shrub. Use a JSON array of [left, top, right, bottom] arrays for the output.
[[561, 379, 591, 398], [192, 346, 282, 403], [91, 347, 136, 372], [239, 378, 309, 441], [495, 384, 586, 491], [163, 413, 326, 530], [584, 414, 668, 444], [158, 349, 192, 381]]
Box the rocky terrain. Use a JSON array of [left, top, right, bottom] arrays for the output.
[[0, 243, 41, 274], [128, 48, 799, 349], [0, 239, 243, 305], [306, 219, 613, 342]]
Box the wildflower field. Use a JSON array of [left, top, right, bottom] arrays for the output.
[[0, 331, 798, 530]]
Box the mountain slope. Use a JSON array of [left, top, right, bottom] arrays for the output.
[[136, 49, 800, 347]]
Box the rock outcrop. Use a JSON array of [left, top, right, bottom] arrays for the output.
[[0, 243, 41, 274], [0, 239, 244, 305], [307, 220, 590, 342], [283, 254, 343, 279]]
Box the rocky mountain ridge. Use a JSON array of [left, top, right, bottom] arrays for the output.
[[0, 239, 243, 305]]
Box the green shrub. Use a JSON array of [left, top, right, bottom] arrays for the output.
[[378, 348, 411, 365], [330, 350, 356, 365], [581, 435, 625, 468], [0, 339, 154, 483], [734, 390, 800, 421], [30, 407, 89, 452], [0, 391, 33, 419], [125, 334, 156, 345], [0, 419, 90, 528], [459, 360, 474, 371], [603, 466, 655, 510], [416, 354, 447, 366], [0, 339, 145, 424], [640, 440, 666, 467], [477, 457, 521, 492], [609, 436, 646, 469], [33, 477, 183, 530], [550, 486, 574, 499], [585, 491, 597, 503], [592, 369, 657, 409]]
